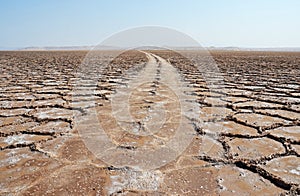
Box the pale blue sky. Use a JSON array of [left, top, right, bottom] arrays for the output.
[[1, 0, 299, 48]]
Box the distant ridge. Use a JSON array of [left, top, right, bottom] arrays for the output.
[[2, 46, 300, 52], [19, 45, 120, 51], [207, 47, 300, 52], [20, 46, 93, 51], [18, 46, 120, 51]]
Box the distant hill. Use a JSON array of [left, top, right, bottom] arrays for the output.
[[19, 45, 120, 51], [1, 45, 299, 52], [207, 47, 300, 52], [20, 46, 92, 51]]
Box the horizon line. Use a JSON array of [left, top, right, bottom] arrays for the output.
[[1, 45, 300, 51]]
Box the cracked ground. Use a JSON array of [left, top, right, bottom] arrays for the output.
[[0, 50, 299, 195]]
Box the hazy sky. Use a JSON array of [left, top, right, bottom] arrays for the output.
[[1, 0, 300, 48]]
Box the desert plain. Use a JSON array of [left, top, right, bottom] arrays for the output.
[[0, 50, 299, 195]]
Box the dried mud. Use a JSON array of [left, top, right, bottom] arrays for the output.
[[0, 50, 299, 195]]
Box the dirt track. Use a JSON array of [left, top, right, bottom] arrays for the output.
[[0, 50, 299, 195]]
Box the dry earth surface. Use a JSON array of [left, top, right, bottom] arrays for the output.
[[0, 50, 299, 195]]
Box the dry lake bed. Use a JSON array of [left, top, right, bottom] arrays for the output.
[[0, 50, 299, 195]]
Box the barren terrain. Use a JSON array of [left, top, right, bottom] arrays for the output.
[[0, 50, 299, 195]]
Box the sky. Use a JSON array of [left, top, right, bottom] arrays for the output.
[[0, 0, 300, 48]]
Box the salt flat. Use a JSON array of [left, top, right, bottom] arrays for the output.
[[0, 50, 299, 195]]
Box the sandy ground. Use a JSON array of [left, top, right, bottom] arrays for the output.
[[0, 50, 299, 195]]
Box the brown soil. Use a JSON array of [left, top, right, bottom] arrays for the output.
[[0, 50, 299, 195]]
